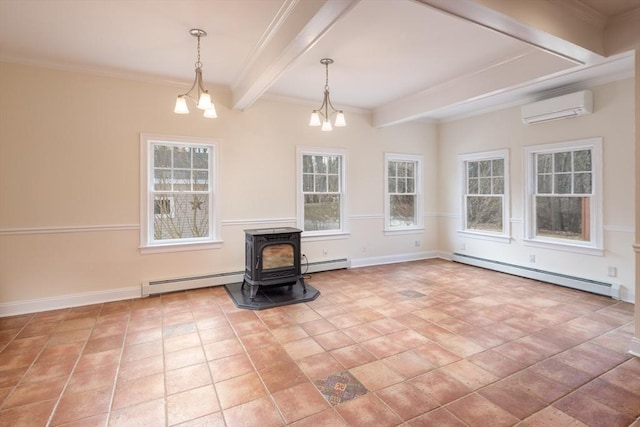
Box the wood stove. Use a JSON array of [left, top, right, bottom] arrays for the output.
[[242, 227, 306, 299]]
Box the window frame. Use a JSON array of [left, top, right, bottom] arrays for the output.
[[458, 149, 510, 242], [140, 133, 222, 254], [296, 146, 348, 239], [384, 152, 424, 233], [523, 137, 603, 255]]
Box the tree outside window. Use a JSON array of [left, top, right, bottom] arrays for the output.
[[524, 138, 602, 254], [297, 147, 347, 235], [140, 134, 220, 252], [458, 149, 509, 239], [384, 153, 423, 231]]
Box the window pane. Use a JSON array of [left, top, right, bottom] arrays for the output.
[[173, 146, 191, 168], [537, 153, 552, 174], [537, 174, 552, 194], [388, 177, 397, 193], [406, 162, 415, 178], [492, 177, 504, 194], [398, 162, 407, 177], [573, 150, 591, 172], [536, 196, 588, 241], [479, 160, 491, 177], [304, 194, 340, 231], [154, 145, 172, 168], [554, 174, 571, 194], [397, 179, 406, 193], [327, 156, 339, 174], [193, 148, 209, 169], [466, 196, 502, 232], [314, 156, 326, 173], [388, 161, 397, 178], [468, 178, 478, 194], [554, 152, 571, 172], [492, 159, 504, 176], [574, 172, 592, 194], [328, 175, 339, 192], [406, 178, 415, 193], [154, 196, 172, 216], [154, 169, 171, 191], [303, 174, 314, 192], [315, 175, 327, 192], [193, 171, 208, 191], [173, 170, 191, 191], [390, 195, 416, 227], [467, 161, 478, 178], [479, 177, 491, 194], [303, 155, 314, 173], [154, 194, 209, 240]]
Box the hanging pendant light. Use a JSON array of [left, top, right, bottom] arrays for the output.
[[174, 29, 217, 118], [309, 58, 345, 131]]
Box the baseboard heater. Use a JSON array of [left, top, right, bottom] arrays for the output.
[[451, 253, 614, 298], [141, 258, 349, 297]]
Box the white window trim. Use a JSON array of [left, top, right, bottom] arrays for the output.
[[384, 152, 424, 233], [523, 137, 603, 256], [140, 133, 222, 254], [457, 149, 510, 242], [296, 146, 349, 238]]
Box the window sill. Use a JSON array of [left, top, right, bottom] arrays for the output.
[[384, 227, 424, 236], [457, 230, 511, 244], [522, 238, 604, 256], [140, 240, 223, 254], [301, 232, 350, 242]]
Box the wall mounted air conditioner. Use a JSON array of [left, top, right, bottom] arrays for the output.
[[521, 90, 593, 125]]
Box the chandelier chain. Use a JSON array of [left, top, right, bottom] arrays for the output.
[[195, 34, 202, 70]]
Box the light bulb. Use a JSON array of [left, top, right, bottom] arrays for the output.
[[309, 111, 321, 126], [203, 104, 217, 118], [334, 111, 346, 127], [197, 92, 213, 110], [321, 120, 332, 131], [174, 96, 189, 114]]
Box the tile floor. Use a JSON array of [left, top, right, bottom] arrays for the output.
[[1, 259, 639, 426]]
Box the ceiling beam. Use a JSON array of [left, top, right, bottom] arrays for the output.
[[373, 48, 575, 127], [413, 0, 607, 64], [231, 0, 359, 111]]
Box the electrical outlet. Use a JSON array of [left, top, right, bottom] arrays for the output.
[[322, 249, 328, 256], [529, 254, 536, 263], [414, 240, 421, 247], [608, 266, 617, 277]]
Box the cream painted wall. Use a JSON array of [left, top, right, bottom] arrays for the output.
[[437, 79, 636, 301], [0, 62, 437, 308]]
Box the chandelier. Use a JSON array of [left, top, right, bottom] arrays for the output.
[[174, 29, 217, 118], [309, 58, 345, 131]]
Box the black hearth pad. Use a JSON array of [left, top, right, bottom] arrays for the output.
[[224, 282, 320, 310]]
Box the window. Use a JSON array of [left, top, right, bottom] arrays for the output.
[[524, 138, 602, 254], [140, 134, 221, 253], [384, 153, 423, 231], [297, 147, 347, 236], [458, 150, 510, 240]]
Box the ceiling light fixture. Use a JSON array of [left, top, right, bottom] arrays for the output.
[[309, 58, 345, 131], [174, 28, 217, 118]]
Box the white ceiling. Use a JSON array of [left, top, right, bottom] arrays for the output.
[[0, 0, 637, 126]]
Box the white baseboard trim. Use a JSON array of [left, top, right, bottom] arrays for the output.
[[0, 286, 141, 317], [451, 252, 629, 300], [142, 272, 244, 297], [350, 251, 438, 268], [629, 337, 640, 358]]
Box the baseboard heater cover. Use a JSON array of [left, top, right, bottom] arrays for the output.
[[451, 253, 613, 298], [142, 258, 349, 296]]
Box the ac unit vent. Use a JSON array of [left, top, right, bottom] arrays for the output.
[[521, 90, 593, 125]]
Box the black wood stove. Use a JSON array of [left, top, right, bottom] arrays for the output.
[[241, 227, 306, 299]]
